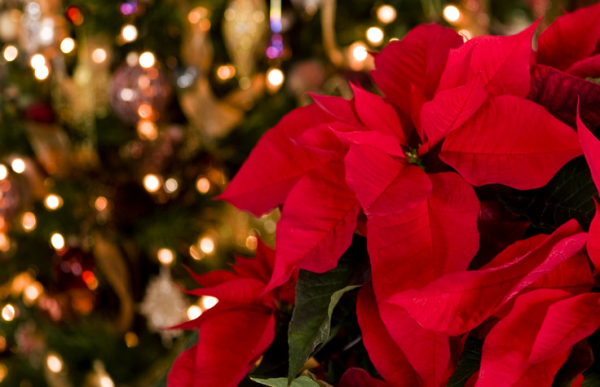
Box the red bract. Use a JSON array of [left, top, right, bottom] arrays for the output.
[[167, 241, 295, 387]]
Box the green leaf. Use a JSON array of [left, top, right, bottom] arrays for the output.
[[251, 376, 321, 387], [499, 157, 597, 231], [446, 337, 483, 387], [288, 237, 370, 383]]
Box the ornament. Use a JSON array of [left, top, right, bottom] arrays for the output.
[[222, 0, 269, 81], [108, 62, 170, 125], [139, 265, 187, 346], [181, 6, 213, 73], [18, 0, 67, 54]]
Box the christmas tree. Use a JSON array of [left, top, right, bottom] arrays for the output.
[[1, 0, 599, 386]]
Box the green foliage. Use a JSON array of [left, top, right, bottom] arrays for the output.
[[446, 337, 483, 387], [287, 237, 370, 383], [499, 157, 598, 231]]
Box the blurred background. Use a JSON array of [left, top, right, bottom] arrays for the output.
[[0, 0, 594, 385]]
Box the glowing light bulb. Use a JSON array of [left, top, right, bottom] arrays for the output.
[[0, 233, 9, 252], [45, 194, 63, 210], [0, 166, 7, 181], [266, 68, 284, 87], [121, 24, 138, 42], [201, 296, 218, 310], [137, 103, 153, 119], [366, 27, 384, 45], [3, 45, 18, 61], [22, 212, 37, 231], [164, 178, 178, 193], [196, 177, 210, 194], [46, 354, 63, 373], [377, 5, 397, 24], [143, 174, 161, 192], [60, 38, 75, 53], [24, 282, 42, 302], [34, 65, 50, 80], [352, 44, 368, 61], [199, 237, 214, 254], [137, 120, 158, 140], [246, 235, 258, 250], [139, 52, 155, 68], [187, 305, 202, 320], [92, 48, 107, 63], [443, 5, 461, 23], [1, 304, 15, 321], [99, 375, 114, 387], [95, 197, 108, 211], [30, 54, 45, 69], [458, 29, 473, 41], [11, 158, 25, 173], [157, 248, 174, 265], [189, 245, 203, 260], [124, 332, 139, 348], [51, 233, 65, 250], [0, 364, 7, 382], [216, 65, 236, 80]]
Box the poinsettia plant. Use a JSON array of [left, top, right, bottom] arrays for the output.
[[168, 3, 600, 387]]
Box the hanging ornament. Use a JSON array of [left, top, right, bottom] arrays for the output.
[[222, 0, 269, 82], [19, 0, 67, 54], [108, 61, 171, 125], [181, 6, 213, 74], [139, 265, 187, 346]]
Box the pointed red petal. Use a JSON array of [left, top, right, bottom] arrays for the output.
[[419, 75, 488, 155], [345, 145, 431, 216], [218, 104, 333, 216], [388, 221, 586, 335], [372, 24, 463, 111], [537, 2, 600, 71], [440, 95, 582, 189], [527, 292, 600, 364], [410, 85, 427, 143], [577, 106, 600, 189], [588, 200, 600, 273], [334, 131, 405, 158], [449, 21, 538, 97], [266, 162, 360, 291], [356, 285, 421, 387], [475, 289, 573, 387], [437, 45, 475, 91], [526, 252, 595, 295], [308, 92, 363, 126], [186, 278, 266, 304], [168, 344, 197, 387], [567, 54, 600, 79], [186, 268, 238, 288], [292, 122, 360, 157], [232, 242, 275, 284], [378, 301, 452, 387], [368, 172, 479, 302], [350, 84, 407, 146], [338, 368, 391, 387], [168, 307, 275, 387], [528, 63, 600, 128]]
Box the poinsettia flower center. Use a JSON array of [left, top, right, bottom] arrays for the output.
[[405, 148, 424, 169]]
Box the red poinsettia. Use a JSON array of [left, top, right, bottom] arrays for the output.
[[167, 241, 295, 387], [528, 2, 600, 128], [218, 18, 585, 387]]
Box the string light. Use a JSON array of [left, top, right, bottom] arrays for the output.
[[443, 5, 462, 23], [266, 68, 284, 92], [349, 42, 369, 71], [352, 43, 368, 61], [0, 364, 6, 382], [1, 304, 15, 321], [139, 52, 155, 68], [82, 271, 98, 290], [46, 354, 63, 373], [0, 336, 5, 352], [143, 174, 162, 192], [246, 235, 258, 250], [377, 5, 397, 24], [0, 233, 10, 252], [187, 305, 202, 320], [3, 45, 18, 62], [0, 165, 7, 180], [199, 237, 214, 254], [121, 24, 138, 42], [22, 212, 37, 231], [137, 120, 158, 140], [99, 375, 115, 387], [34, 66, 50, 80], [196, 177, 211, 194], [50, 233, 65, 250], [92, 48, 107, 63], [124, 332, 139, 348], [216, 65, 236, 81], [24, 282, 43, 303], [60, 38, 76, 54], [137, 103, 153, 119], [39, 19, 55, 44], [164, 178, 178, 193], [11, 158, 25, 173], [45, 194, 63, 210], [201, 296, 218, 310], [157, 248, 174, 265], [95, 196, 108, 211], [366, 27, 384, 45], [189, 245, 203, 260], [30, 54, 45, 69], [458, 29, 473, 41]]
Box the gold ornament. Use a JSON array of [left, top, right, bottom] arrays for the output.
[[222, 0, 269, 81]]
